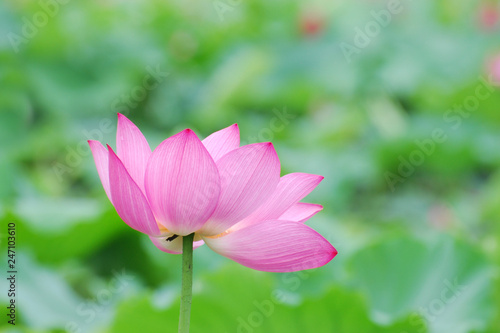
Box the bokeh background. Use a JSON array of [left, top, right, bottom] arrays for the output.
[[1, 0, 500, 332]]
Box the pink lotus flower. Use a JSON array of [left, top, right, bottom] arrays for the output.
[[88, 114, 336, 272]]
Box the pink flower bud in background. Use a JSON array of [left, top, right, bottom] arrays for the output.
[[478, 2, 499, 31], [488, 53, 500, 84], [300, 12, 325, 36]]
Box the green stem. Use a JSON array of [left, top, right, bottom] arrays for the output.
[[178, 233, 194, 333]]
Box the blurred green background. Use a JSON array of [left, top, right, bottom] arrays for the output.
[[1, 0, 500, 332]]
